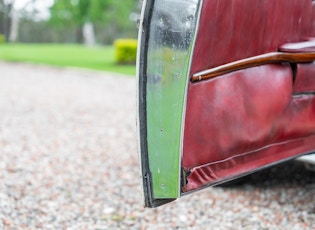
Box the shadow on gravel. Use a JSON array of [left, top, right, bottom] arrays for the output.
[[218, 160, 315, 188], [214, 161, 315, 217], [246, 161, 315, 188]]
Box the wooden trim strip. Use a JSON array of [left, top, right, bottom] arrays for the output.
[[191, 52, 315, 82]]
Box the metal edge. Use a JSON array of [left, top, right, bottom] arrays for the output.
[[296, 153, 315, 164], [296, 153, 315, 171], [137, 0, 176, 208]]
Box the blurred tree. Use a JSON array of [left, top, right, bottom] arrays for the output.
[[0, 0, 37, 42], [49, 0, 138, 45], [0, 0, 14, 41], [19, 18, 78, 43]]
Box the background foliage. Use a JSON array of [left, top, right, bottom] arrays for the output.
[[114, 39, 137, 64], [0, 33, 4, 43], [0, 0, 140, 74], [0, 0, 140, 44]]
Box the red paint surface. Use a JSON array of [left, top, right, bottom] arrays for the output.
[[183, 0, 315, 192], [293, 63, 315, 94]]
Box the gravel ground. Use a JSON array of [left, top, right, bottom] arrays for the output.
[[0, 61, 314, 229]]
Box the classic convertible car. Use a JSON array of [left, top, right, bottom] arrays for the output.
[[137, 0, 315, 207]]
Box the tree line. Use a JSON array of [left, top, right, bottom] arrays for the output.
[[0, 0, 140, 44]]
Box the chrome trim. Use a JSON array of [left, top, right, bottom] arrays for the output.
[[178, 0, 204, 195]]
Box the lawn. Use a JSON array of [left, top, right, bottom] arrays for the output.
[[0, 43, 136, 76]]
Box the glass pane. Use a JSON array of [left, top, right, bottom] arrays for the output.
[[145, 0, 200, 198]]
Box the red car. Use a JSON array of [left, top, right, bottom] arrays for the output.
[[137, 0, 315, 207]]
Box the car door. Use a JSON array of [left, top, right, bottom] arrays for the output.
[[137, 0, 315, 207]]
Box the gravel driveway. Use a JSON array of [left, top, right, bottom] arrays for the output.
[[0, 61, 314, 229]]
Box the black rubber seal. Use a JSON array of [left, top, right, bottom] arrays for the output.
[[138, 0, 175, 208]]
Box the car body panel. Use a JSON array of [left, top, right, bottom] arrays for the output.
[[137, 0, 315, 207]]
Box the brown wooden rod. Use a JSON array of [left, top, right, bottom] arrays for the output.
[[191, 52, 315, 82]]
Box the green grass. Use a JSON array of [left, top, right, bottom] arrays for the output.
[[0, 43, 136, 76]]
